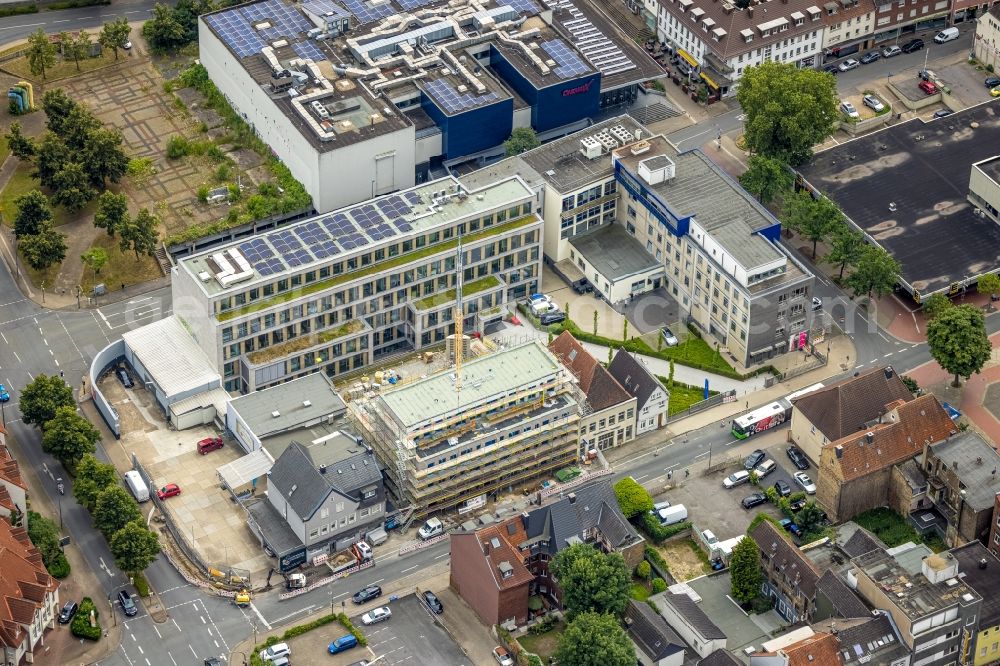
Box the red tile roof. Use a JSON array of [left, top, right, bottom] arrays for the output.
[[474, 523, 534, 591], [0, 520, 59, 650], [549, 331, 632, 412], [0, 445, 25, 490], [761, 632, 843, 666], [793, 367, 914, 442]]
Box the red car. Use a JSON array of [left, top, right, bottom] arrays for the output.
[[919, 80, 939, 95], [197, 437, 224, 454], [156, 484, 181, 500]]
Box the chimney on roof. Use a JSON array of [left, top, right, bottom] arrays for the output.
[[748, 6, 754, 16], [976, 457, 983, 465], [953, 461, 959, 470], [568, 493, 577, 504], [319, 465, 326, 474], [980, 558, 988, 570], [835, 445, 843, 459], [866, 432, 875, 444], [483, 542, 490, 555]]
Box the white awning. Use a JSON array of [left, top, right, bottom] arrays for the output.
[[217, 449, 274, 490]]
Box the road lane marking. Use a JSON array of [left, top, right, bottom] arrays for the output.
[[172, 618, 181, 632], [119, 645, 136, 666], [130, 633, 136, 642], [0, 22, 45, 31], [189, 645, 197, 658], [250, 601, 272, 630], [401, 565, 418, 573], [153, 625, 161, 639], [167, 651, 178, 666], [136, 645, 144, 655], [200, 615, 206, 624], [270, 606, 311, 624], [434, 552, 449, 559]]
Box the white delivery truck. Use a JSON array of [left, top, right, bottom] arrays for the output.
[[418, 517, 444, 540], [124, 470, 150, 503], [657, 504, 688, 526]]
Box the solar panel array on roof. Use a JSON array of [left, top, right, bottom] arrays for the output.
[[240, 238, 284, 276], [295, 221, 340, 259], [398, 0, 433, 10], [505, 0, 540, 14], [542, 0, 635, 76], [207, 0, 314, 58], [339, 0, 395, 23], [423, 79, 501, 114], [293, 41, 327, 62], [269, 229, 312, 267], [301, 0, 352, 19], [540, 39, 590, 79]]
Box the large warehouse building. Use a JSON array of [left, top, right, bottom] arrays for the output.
[[197, 0, 659, 213]]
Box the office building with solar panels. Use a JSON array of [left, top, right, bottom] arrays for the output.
[[198, 0, 660, 213], [172, 175, 542, 394]]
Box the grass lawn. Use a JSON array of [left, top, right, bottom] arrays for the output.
[[630, 582, 651, 601], [657, 376, 719, 416], [4, 51, 122, 82], [854, 507, 945, 552], [517, 620, 565, 662], [85, 235, 163, 292], [0, 162, 100, 229], [0, 135, 8, 166]]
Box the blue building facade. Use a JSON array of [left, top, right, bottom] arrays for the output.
[[421, 95, 514, 159]]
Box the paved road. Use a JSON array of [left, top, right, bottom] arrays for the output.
[[0, 0, 158, 45]]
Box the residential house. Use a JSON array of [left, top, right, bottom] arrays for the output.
[[549, 331, 637, 455], [449, 481, 644, 626], [852, 543, 981, 666], [950, 541, 1000, 666], [821, 0, 877, 56], [838, 525, 888, 559], [0, 519, 60, 666], [608, 350, 669, 435], [625, 599, 687, 666], [698, 650, 742, 666], [814, 570, 870, 621], [750, 521, 821, 623], [751, 629, 842, 666], [790, 366, 914, 464], [920, 430, 1000, 547], [989, 493, 1000, 558], [0, 442, 26, 526], [247, 432, 384, 571], [657, 591, 727, 658], [824, 614, 911, 666], [974, 5, 1000, 71], [815, 393, 955, 523]]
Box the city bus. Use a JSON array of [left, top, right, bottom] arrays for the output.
[[731, 383, 825, 439]]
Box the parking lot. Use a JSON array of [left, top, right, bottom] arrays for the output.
[[359, 595, 472, 665]]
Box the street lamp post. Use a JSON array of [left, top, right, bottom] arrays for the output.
[[108, 593, 117, 627]]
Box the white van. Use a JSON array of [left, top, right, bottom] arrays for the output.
[[124, 471, 149, 503], [657, 504, 688, 526], [934, 27, 959, 43], [418, 517, 444, 540]]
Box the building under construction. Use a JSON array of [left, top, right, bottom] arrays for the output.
[[349, 341, 581, 518]]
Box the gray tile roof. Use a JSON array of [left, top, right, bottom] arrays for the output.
[[608, 350, 667, 412], [625, 600, 685, 662], [839, 527, 886, 560], [836, 615, 909, 666], [662, 592, 726, 640], [816, 570, 870, 619], [927, 431, 1000, 511], [750, 521, 821, 598], [522, 481, 642, 556], [698, 650, 742, 666], [267, 433, 382, 521]]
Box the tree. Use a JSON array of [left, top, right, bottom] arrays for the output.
[[73, 453, 119, 511], [622, 319, 628, 342], [41, 406, 100, 469], [900, 375, 920, 395], [12, 190, 52, 239], [20, 223, 67, 270], [738, 155, 793, 205], [503, 127, 540, 156], [51, 161, 95, 212], [19, 374, 74, 427], [99, 18, 131, 60], [796, 502, 825, 534], [110, 520, 161, 574], [667, 359, 675, 389], [74, 31, 93, 69], [593, 310, 598, 336], [6, 122, 35, 159], [27, 511, 70, 578], [81, 247, 109, 285], [34, 132, 69, 188], [737, 61, 838, 165], [613, 477, 653, 520], [926, 304, 991, 388], [846, 245, 901, 300], [977, 273, 1000, 311], [921, 292, 953, 320], [41, 89, 79, 135], [555, 612, 635, 666], [782, 191, 843, 259], [119, 207, 159, 259], [549, 543, 630, 617], [730, 536, 762, 605], [635, 561, 651, 580], [142, 3, 193, 52], [824, 226, 865, 280], [59, 31, 88, 72], [93, 486, 142, 539], [26, 28, 56, 80], [94, 191, 129, 237], [82, 127, 129, 187]]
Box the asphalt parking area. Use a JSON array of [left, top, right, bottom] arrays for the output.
[[358, 594, 472, 666], [932, 61, 996, 106]]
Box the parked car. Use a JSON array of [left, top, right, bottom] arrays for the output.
[[986, 76, 1000, 88], [755, 459, 776, 478], [794, 471, 817, 494], [902, 38, 924, 53], [352, 584, 382, 604], [494, 646, 515, 666], [540, 310, 566, 326], [991, 86, 1000, 98], [838, 58, 860, 71], [123, 40, 132, 49], [863, 94, 885, 112], [773, 480, 792, 497], [918, 69, 936, 81], [822, 65, 840, 74], [881, 45, 902, 57], [204, 659, 222, 666], [741, 493, 767, 509], [779, 517, 803, 537], [840, 101, 860, 119], [117, 590, 137, 617], [361, 606, 392, 625], [156, 483, 181, 500], [661, 326, 679, 347], [743, 449, 766, 471], [786, 445, 810, 470], [789, 497, 808, 512], [197, 437, 224, 454], [327, 635, 358, 655], [860, 50, 880, 64], [423, 590, 444, 614], [933, 109, 954, 118], [933, 27, 959, 43], [116, 367, 134, 388], [0, 384, 8, 403], [919, 80, 939, 95], [723, 470, 751, 488], [58, 601, 79, 624], [811, 297, 823, 311], [259, 644, 290, 663]]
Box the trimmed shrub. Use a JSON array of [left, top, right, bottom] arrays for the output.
[[166, 136, 190, 159], [651, 578, 668, 593], [336, 612, 368, 647], [71, 597, 102, 641], [635, 561, 651, 580], [133, 572, 150, 597], [639, 513, 692, 542]]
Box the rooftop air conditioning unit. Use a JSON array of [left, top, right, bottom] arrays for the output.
[[580, 135, 602, 159]]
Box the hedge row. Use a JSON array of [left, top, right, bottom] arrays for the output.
[[71, 598, 102, 641], [639, 514, 692, 543]]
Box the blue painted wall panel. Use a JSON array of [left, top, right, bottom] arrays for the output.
[[421, 94, 513, 158]]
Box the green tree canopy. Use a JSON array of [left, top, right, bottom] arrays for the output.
[[846, 245, 901, 299], [729, 536, 762, 605], [12, 190, 52, 239], [35, 131, 69, 187], [41, 89, 79, 134], [921, 292, 953, 320], [613, 477, 653, 520], [81, 247, 109, 285], [554, 612, 635, 666], [738, 155, 793, 205], [142, 0, 212, 52], [94, 190, 130, 237], [110, 520, 161, 574], [795, 502, 825, 534], [926, 304, 991, 387], [19, 374, 74, 427], [99, 19, 132, 60], [549, 543, 630, 617], [977, 273, 1000, 310], [20, 223, 67, 270], [736, 61, 838, 165], [82, 127, 129, 188], [51, 161, 95, 212], [41, 406, 100, 469], [73, 453, 119, 512], [93, 486, 142, 539], [27, 28, 56, 80], [504, 127, 540, 156], [782, 191, 844, 259], [27, 511, 70, 578], [6, 122, 35, 159], [824, 225, 865, 280], [120, 207, 159, 259]]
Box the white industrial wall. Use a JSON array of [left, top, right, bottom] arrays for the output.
[[315, 124, 417, 212], [171, 264, 222, 374]]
